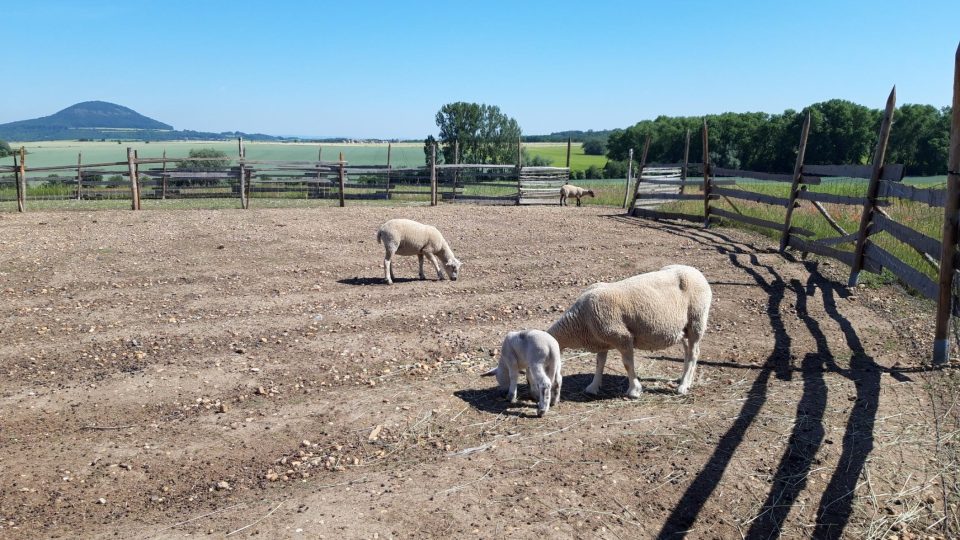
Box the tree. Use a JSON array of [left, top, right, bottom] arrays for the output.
[[177, 148, 230, 171], [433, 102, 522, 164], [522, 149, 553, 167], [582, 139, 605, 155], [0, 140, 11, 158]]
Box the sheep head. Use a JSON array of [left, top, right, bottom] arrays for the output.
[[444, 258, 462, 281]]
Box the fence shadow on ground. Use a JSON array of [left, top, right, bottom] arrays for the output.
[[604, 216, 884, 539]]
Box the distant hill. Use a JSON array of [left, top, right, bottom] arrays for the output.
[[0, 101, 284, 142]]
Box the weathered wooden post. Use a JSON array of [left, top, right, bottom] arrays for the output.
[[126, 147, 140, 210], [779, 111, 813, 251], [702, 120, 712, 227], [385, 142, 392, 200], [566, 137, 572, 169], [237, 137, 243, 158], [76, 153, 83, 200], [338, 151, 346, 207], [451, 139, 459, 201], [934, 45, 960, 364], [849, 87, 897, 286], [621, 148, 634, 209], [14, 147, 25, 212], [679, 129, 691, 194], [627, 135, 651, 211], [161, 150, 168, 200], [516, 136, 522, 205], [429, 143, 437, 206]]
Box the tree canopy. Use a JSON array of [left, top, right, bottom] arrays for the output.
[[177, 148, 230, 171], [606, 100, 952, 176], [428, 102, 522, 165], [0, 140, 12, 158], [582, 139, 606, 156]]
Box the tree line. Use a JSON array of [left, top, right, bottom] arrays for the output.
[[606, 100, 952, 176]]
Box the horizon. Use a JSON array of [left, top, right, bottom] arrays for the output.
[[2, 0, 957, 139]]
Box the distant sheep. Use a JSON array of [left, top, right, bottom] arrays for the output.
[[376, 219, 462, 285], [547, 265, 712, 398], [560, 184, 595, 207], [483, 329, 563, 417]]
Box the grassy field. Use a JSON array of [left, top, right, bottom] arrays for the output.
[[0, 140, 609, 172], [522, 142, 607, 171]]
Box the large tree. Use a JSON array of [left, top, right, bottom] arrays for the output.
[[431, 102, 521, 165]]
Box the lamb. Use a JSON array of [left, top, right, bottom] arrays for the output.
[[482, 330, 563, 417], [376, 218, 462, 285], [547, 264, 711, 398], [559, 184, 595, 207]]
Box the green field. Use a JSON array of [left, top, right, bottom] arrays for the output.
[[522, 142, 607, 171]]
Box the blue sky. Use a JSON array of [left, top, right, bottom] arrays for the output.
[[3, 0, 958, 138]]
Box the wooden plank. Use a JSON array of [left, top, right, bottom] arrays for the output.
[[796, 189, 881, 206], [864, 242, 938, 299], [632, 207, 703, 223], [14, 148, 24, 212], [877, 179, 946, 207], [803, 163, 906, 181], [872, 210, 942, 259], [637, 192, 710, 201], [781, 112, 813, 251], [702, 120, 711, 227], [788, 236, 856, 267], [712, 186, 791, 207], [817, 232, 859, 246], [711, 167, 794, 182], [628, 135, 652, 210], [622, 147, 633, 209]]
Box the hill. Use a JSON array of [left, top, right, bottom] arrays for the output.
[[0, 101, 283, 142]]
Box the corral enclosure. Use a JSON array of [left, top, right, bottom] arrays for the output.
[[0, 205, 956, 539]]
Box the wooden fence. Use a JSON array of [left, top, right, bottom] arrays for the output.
[[629, 62, 960, 364], [0, 142, 569, 209]]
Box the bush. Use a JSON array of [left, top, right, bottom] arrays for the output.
[[603, 160, 628, 179], [177, 149, 231, 186], [584, 164, 604, 179], [582, 139, 606, 156]]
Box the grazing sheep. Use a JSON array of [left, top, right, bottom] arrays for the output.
[[547, 265, 712, 398], [376, 219, 462, 285], [559, 184, 595, 207], [482, 330, 563, 417]]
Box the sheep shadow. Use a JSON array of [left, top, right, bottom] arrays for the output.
[[337, 276, 420, 286]]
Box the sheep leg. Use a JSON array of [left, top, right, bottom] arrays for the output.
[[552, 373, 562, 405], [417, 254, 426, 280], [427, 252, 444, 280], [620, 348, 642, 398], [576, 196, 582, 207], [584, 351, 607, 395], [383, 249, 395, 285], [507, 363, 519, 404], [677, 338, 699, 395]]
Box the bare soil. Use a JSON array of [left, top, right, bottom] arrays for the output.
[[0, 205, 957, 539]]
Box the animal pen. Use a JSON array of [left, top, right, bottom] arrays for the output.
[[0, 141, 570, 209]]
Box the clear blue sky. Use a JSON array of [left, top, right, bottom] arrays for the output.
[[3, 0, 958, 138]]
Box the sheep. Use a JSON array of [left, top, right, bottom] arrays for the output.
[[376, 218, 462, 285], [547, 264, 712, 398], [482, 329, 563, 417], [559, 184, 595, 207]]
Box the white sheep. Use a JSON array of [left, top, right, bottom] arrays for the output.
[[376, 218, 462, 285], [482, 330, 563, 417], [547, 265, 711, 398], [559, 184, 596, 207]]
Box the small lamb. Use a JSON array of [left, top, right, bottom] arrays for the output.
[[482, 330, 563, 417], [376, 218, 462, 285], [548, 264, 712, 398], [560, 184, 595, 207]]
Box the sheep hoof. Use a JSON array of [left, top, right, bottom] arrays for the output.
[[677, 385, 691, 396], [584, 384, 600, 396], [626, 387, 643, 399], [537, 409, 546, 418]]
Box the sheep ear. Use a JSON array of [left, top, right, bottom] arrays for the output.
[[481, 366, 498, 377]]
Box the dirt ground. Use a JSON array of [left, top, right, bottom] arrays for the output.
[[1, 205, 958, 539]]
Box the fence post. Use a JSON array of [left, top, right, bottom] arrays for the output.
[[779, 111, 813, 252], [702, 120, 712, 228], [385, 142, 392, 200], [680, 129, 691, 194], [621, 148, 633, 209], [430, 143, 437, 206], [628, 136, 651, 212], [161, 150, 168, 200], [76, 152, 83, 200], [516, 137, 522, 205], [451, 139, 459, 201], [126, 147, 140, 210], [338, 151, 346, 207], [14, 147, 24, 212], [849, 87, 897, 286], [566, 137, 572, 169], [934, 45, 960, 364], [237, 137, 243, 158]]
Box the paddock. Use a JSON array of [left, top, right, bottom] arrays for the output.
[[0, 205, 953, 538]]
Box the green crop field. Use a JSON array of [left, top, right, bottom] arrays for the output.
[[522, 142, 607, 171], [0, 140, 429, 170]]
